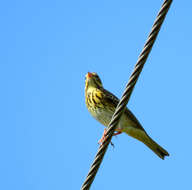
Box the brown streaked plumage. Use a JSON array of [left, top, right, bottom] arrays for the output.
[[85, 72, 169, 159]]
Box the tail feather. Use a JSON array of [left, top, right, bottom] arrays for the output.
[[144, 136, 169, 159], [124, 128, 169, 159]]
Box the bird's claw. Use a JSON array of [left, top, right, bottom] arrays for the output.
[[98, 129, 115, 148]]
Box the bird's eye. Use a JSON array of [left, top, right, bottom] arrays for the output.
[[93, 73, 98, 78], [95, 76, 99, 81]]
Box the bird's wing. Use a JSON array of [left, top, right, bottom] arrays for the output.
[[102, 88, 145, 131], [101, 88, 119, 107]]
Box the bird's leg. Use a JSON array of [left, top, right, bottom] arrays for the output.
[[98, 129, 121, 147], [113, 131, 122, 136], [98, 128, 107, 145]]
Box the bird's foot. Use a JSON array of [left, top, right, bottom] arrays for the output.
[[98, 129, 121, 147], [113, 130, 122, 136], [98, 128, 107, 145]]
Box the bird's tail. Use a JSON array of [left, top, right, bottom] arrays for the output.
[[124, 128, 169, 159], [144, 135, 169, 159]]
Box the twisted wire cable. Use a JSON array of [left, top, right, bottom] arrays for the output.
[[81, 0, 172, 189]]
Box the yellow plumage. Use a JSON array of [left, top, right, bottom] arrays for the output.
[[85, 72, 169, 159]]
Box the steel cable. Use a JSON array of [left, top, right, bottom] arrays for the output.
[[81, 0, 172, 189]]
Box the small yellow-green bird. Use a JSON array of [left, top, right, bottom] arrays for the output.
[[85, 72, 169, 159]]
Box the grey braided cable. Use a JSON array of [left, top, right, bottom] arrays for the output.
[[81, 0, 172, 189]]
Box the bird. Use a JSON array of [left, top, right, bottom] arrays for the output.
[[85, 72, 169, 159]]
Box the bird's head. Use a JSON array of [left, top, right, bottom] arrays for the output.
[[85, 72, 103, 90]]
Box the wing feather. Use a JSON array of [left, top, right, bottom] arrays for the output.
[[101, 88, 145, 131]]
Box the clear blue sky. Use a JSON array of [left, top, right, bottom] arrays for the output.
[[0, 1, 191, 190]]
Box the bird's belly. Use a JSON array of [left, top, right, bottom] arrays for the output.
[[91, 108, 113, 127], [90, 108, 133, 130]]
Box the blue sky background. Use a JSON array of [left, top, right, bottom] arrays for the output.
[[0, 1, 191, 190]]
